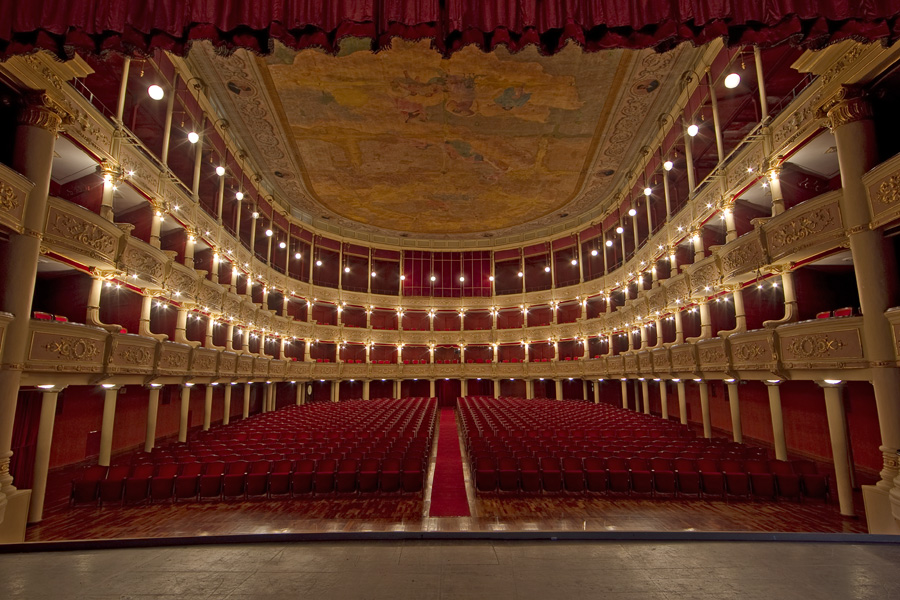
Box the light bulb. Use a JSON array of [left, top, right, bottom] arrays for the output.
[[371, 271, 377, 277], [643, 187, 652, 196], [294, 252, 301, 259], [606, 240, 613, 247], [687, 124, 699, 137], [148, 84, 164, 100], [724, 72, 741, 88], [628, 208, 637, 216], [400, 274, 406, 280], [316, 260, 322, 266], [545, 265, 551, 272], [279, 241, 286, 249], [459, 276, 465, 282], [616, 226, 624, 234], [215, 165, 225, 176], [571, 259, 577, 266], [517, 271, 523, 277], [663, 160, 673, 171], [265, 229, 273, 236], [430, 275, 436, 282], [187, 131, 199, 144], [236, 191, 244, 201], [344, 266, 350, 273], [591, 249, 598, 256], [488, 275, 494, 281]]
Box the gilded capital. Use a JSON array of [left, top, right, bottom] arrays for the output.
[[820, 85, 873, 130], [18, 91, 68, 133]]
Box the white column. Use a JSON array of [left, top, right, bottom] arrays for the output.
[[583, 379, 589, 403], [296, 382, 304, 405], [98, 385, 121, 466], [178, 384, 192, 443], [493, 379, 500, 399], [697, 380, 711, 439], [27, 387, 63, 523], [462, 379, 468, 397], [115, 56, 131, 123], [223, 384, 232, 425], [428, 379, 435, 399], [821, 382, 855, 517], [620, 379, 628, 409], [641, 379, 650, 415], [675, 379, 687, 425], [753, 46, 768, 123], [659, 380, 669, 420], [708, 70, 725, 164], [555, 379, 563, 402], [203, 385, 213, 430], [144, 386, 161, 452], [726, 380, 743, 443], [593, 380, 600, 405], [242, 383, 251, 418], [159, 73, 177, 166], [766, 381, 787, 460]]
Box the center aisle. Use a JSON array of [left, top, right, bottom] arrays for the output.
[[428, 407, 471, 517]]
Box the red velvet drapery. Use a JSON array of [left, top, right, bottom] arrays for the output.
[[2, 0, 899, 60]]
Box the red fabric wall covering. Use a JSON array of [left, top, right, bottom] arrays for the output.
[[496, 308, 523, 329], [497, 344, 525, 362], [526, 306, 551, 327], [561, 379, 585, 400], [585, 296, 605, 319], [311, 302, 337, 325], [369, 380, 394, 399], [402, 345, 429, 362], [370, 344, 396, 363], [339, 380, 364, 401], [463, 310, 491, 330], [342, 254, 370, 292], [401, 379, 431, 398], [499, 379, 527, 398], [309, 342, 336, 361], [341, 306, 366, 327], [464, 345, 491, 362], [5, 0, 899, 62], [371, 309, 398, 329], [401, 310, 429, 330], [532, 379, 555, 399], [370, 258, 400, 295], [523, 253, 552, 292], [308, 380, 332, 403], [434, 346, 460, 363], [466, 379, 493, 396], [557, 301, 581, 324], [434, 310, 461, 331]]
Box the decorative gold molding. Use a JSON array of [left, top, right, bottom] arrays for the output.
[[820, 85, 874, 130], [18, 91, 69, 133]]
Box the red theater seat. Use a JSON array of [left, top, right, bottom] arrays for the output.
[[222, 461, 248, 498], [498, 457, 519, 491], [174, 463, 203, 501], [314, 459, 337, 493], [519, 457, 541, 492], [245, 461, 271, 497], [358, 459, 380, 493], [401, 458, 424, 493], [122, 464, 155, 503], [98, 465, 131, 505], [380, 458, 402, 492], [71, 465, 107, 504], [562, 457, 584, 492], [336, 459, 358, 493], [149, 464, 179, 501], [540, 457, 563, 492], [584, 457, 608, 492], [199, 462, 226, 499], [291, 459, 315, 495], [475, 457, 498, 492]]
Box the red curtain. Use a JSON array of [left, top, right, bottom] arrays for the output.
[[10, 391, 41, 489], [4, 1, 898, 61]]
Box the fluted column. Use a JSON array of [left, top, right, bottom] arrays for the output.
[[765, 380, 787, 460], [0, 94, 66, 529], [27, 385, 65, 523], [820, 381, 855, 517], [726, 380, 743, 443], [675, 379, 687, 425], [824, 88, 900, 526], [593, 380, 600, 404], [178, 384, 193, 443], [223, 384, 232, 425], [493, 379, 500, 399], [144, 386, 161, 452]]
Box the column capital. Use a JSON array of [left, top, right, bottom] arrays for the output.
[[816, 379, 846, 390], [818, 85, 874, 130], [764, 379, 783, 387], [18, 91, 69, 133]]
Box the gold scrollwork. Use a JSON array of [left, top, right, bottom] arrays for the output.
[[769, 208, 836, 250], [0, 182, 20, 212], [786, 335, 844, 359], [44, 337, 101, 361], [732, 344, 764, 362], [875, 174, 900, 205]]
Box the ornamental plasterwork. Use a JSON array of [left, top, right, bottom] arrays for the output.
[[42, 336, 102, 362], [652, 349, 670, 369], [159, 348, 189, 369], [116, 346, 154, 366], [45, 209, 118, 260], [782, 333, 849, 360], [0, 181, 21, 213], [237, 356, 253, 373], [767, 202, 840, 256], [731, 342, 766, 364], [120, 245, 165, 282], [718, 233, 766, 278]]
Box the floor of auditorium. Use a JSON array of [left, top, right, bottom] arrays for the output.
[[25, 410, 867, 542], [5, 540, 900, 600]]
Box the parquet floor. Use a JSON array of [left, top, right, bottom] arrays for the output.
[[24, 412, 867, 542]]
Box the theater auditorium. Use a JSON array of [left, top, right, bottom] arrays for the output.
[[1, 1, 900, 597]]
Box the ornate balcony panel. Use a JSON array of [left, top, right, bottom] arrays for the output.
[[716, 227, 768, 282], [105, 333, 157, 375], [0, 164, 34, 235], [166, 262, 200, 300], [26, 321, 107, 373], [607, 355, 625, 376], [638, 351, 652, 374], [399, 330, 433, 345], [340, 363, 369, 379], [623, 353, 640, 376], [118, 144, 160, 196], [458, 363, 495, 378], [662, 274, 690, 308], [494, 328, 524, 344], [459, 330, 493, 345], [764, 191, 844, 262], [269, 359, 286, 378], [285, 360, 311, 378], [197, 280, 226, 314], [312, 362, 341, 379], [555, 361, 585, 378], [223, 294, 244, 320], [685, 255, 721, 297], [651, 347, 671, 374], [646, 287, 668, 317], [729, 329, 779, 371], [219, 351, 238, 377], [777, 317, 866, 370], [44, 197, 124, 267], [156, 341, 192, 376], [236, 354, 253, 376], [696, 337, 730, 373], [669, 343, 698, 375], [253, 356, 270, 377], [864, 152, 900, 229], [770, 79, 826, 154], [190, 347, 218, 377], [118, 237, 170, 287], [526, 361, 556, 378]]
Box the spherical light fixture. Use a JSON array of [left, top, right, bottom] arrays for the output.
[[371, 271, 377, 277], [571, 259, 578, 266], [591, 249, 598, 256], [459, 276, 465, 282], [687, 124, 699, 137], [279, 241, 286, 249], [606, 240, 613, 247], [430, 275, 436, 282], [265, 228, 273, 237], [215, 166, 225, 177], [488, 275, 494, 281], [148, 84, 165, 100], [724, 72, 741, 89], [294, 252, 302, 259], [235, 191, 244, 201], [316, 260, 322, 266], [187, 131, 199, 144], [628, 208, 637, 216], [616, 226, 624, 234], [544, 266, 551, 272], [643, 187, 652, 196], [663, 160, 674, 171], [517, 271, 524, 277], [344, 266, 350, 273]]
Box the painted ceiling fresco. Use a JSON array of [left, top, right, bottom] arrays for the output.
[[262, 39, 630, 236]]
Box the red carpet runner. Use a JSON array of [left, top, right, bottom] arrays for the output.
[[428, 408, 471, 517]]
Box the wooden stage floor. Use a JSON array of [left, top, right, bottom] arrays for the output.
[[25, 415, 868, 542]]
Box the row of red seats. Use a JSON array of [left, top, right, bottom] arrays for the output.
[[473, 456, 828, 500], [71, 457, 427, 505]]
